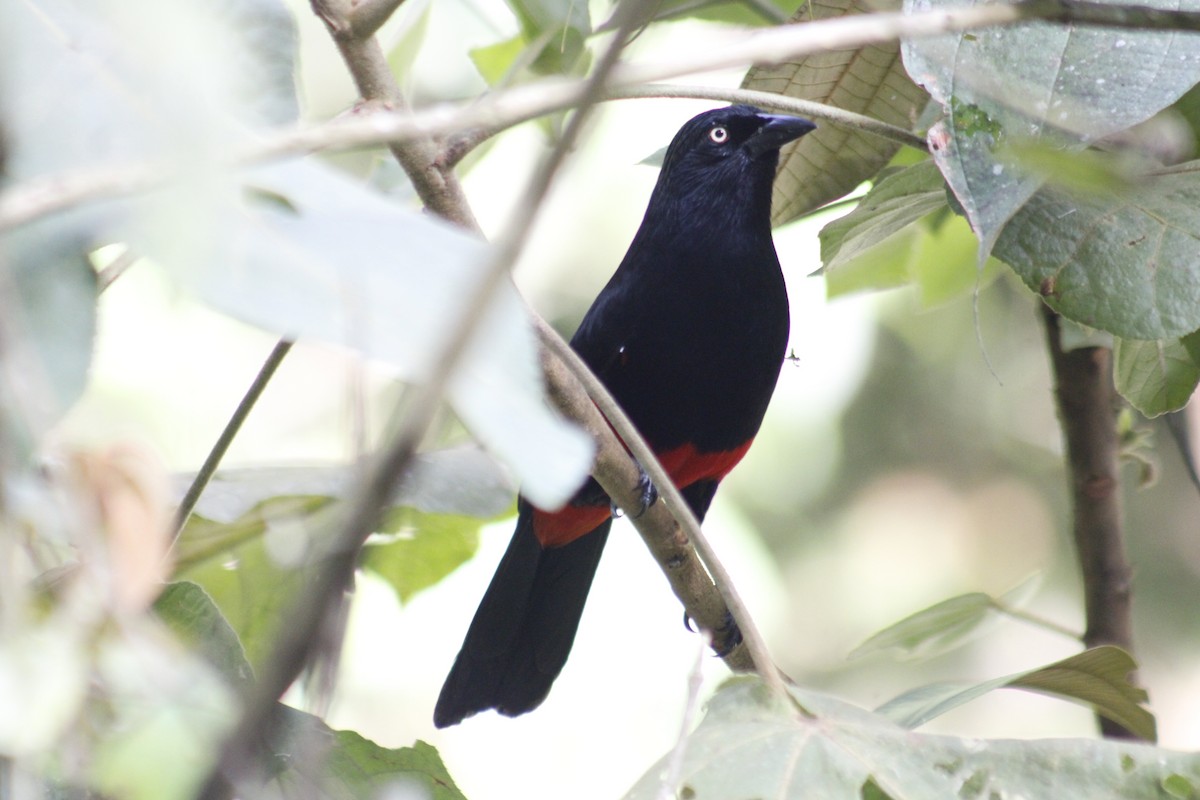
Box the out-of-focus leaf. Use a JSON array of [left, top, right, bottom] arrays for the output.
[[1115, 335, 1200, 418], [0, 224, 97, 458], [91, 625, 235, 800], [179, 446, 514, 525], [902, 0, 1200, 262], [626, 678, 1182, 799], [365, 509, 492, 604], [470, 35, 527, 86], [154, 581, 255, 692], [126, 159, 592, 510], [266, 707, 467, 799], [505, 0, 590, 76], [0, 616, 90, 757], [744, 0, 929, 224], [848, 592, 994, 661], [994, 162, 1200, 340], [877, 646, 1155, 741], [174, 497, 329, 668], [384, 0, 434, 83]]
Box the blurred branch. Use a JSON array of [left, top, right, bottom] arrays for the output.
[[1041, 304, 1140, 741], [13, 0, 1200, 231]]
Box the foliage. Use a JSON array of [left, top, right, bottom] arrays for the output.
[[3, 0, 1200, 796]]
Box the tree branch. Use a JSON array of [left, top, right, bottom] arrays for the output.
[[346, 0, 410, 39], [1041, 304, 1140, 740], [13, 0, 1200, 231]]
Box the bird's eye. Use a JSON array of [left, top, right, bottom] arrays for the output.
[[709, 126, 729, 143]]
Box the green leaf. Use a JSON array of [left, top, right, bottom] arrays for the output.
[[154, 581, 255, 692], [625, 678, 1185, 800], [469, 35, 527, 86], [1011, 647, 1155, 742], [267, 707, 468, 799], [365, 509, 489, 604], [743, 0, 930, 224], [820, 161, 949, 273], [1114, 335, 1200, 417], [901, 0, 1200, 263], [821, 161, 1002, 304], [504, 0, 590, 75], [848, 592, 995, 661], [384, 0, 433, 82], [994, 163, 1200, 340], [877, 647, 1155, 741], [174, 497, 330, 669]]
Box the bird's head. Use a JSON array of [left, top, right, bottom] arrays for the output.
[[651, 105, 815, 230]]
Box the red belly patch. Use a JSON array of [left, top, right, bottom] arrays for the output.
[[530, 438, 753, 548]]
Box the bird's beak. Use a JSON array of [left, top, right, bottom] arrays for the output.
[[745, 114, 816, 158]]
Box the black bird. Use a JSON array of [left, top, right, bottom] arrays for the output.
[[435, 105, 815, 727]]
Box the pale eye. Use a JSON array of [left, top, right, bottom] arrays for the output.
[[709, 126, 729, 143]]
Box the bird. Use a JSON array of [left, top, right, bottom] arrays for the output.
[[434, 105, 815, 728]]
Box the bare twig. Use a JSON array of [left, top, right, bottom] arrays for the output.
[[1041, 304, 1140, 740], [172, 338, 295, 542], [656, 630, 711, 800]]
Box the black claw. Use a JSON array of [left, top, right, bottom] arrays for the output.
[[610, 464, 659, 519], [683, 611, 696, 632], [682, 611, 743, 656]]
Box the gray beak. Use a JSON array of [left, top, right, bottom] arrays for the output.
[[745, 114, 816, 159]]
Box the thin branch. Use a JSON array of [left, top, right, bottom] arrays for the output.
[[13, 0, 1200, 231], [172, 338, 295, 540], [1041, 304, 1140, 740]]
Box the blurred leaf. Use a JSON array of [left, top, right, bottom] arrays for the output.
[[0, 223, 97, 459], [1115, 335, 1200, 418], [128, 159, 591, 510], [0, 615, 90, 757], [266, 707, 467, 799], [154, 581, 255, 692], [626, 678, 1183, 799], [744, 0, 929, 224], [384, 0, 434, 83], [1000, 142, 1147, 196], [994, 162, 1200, 340], [175, 496, 329, 668], [470, 35, 527, 86], [365, 509, 492, 604], [91, 625, 236, 800], [178, 446, 514, 525], [901, 0, 1200, 262], [848, 592, 994, 661], [505, 0, 590, 75], [877, 647, 1155, 741]]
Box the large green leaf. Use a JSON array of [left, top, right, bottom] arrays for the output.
[[901, 0, 1200, 262], [365, 509, 489, 604], [744, 0, 929, 224], [993, 162, 1200, 340], [625, 677, 1183, 799], [154, 581, 255, 692]]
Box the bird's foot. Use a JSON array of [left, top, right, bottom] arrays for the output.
[[683, 611, 743, 657], [610, 466, 658, 519]]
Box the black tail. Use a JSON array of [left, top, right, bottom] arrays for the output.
[[434, 500, 611, 727]]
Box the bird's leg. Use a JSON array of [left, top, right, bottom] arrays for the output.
[[610, 464, 658, 519]]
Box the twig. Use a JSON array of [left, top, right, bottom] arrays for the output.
[[172, 338, 295, 541], [1041, 304, 1139, 740], [95, 246, 138, 293]]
